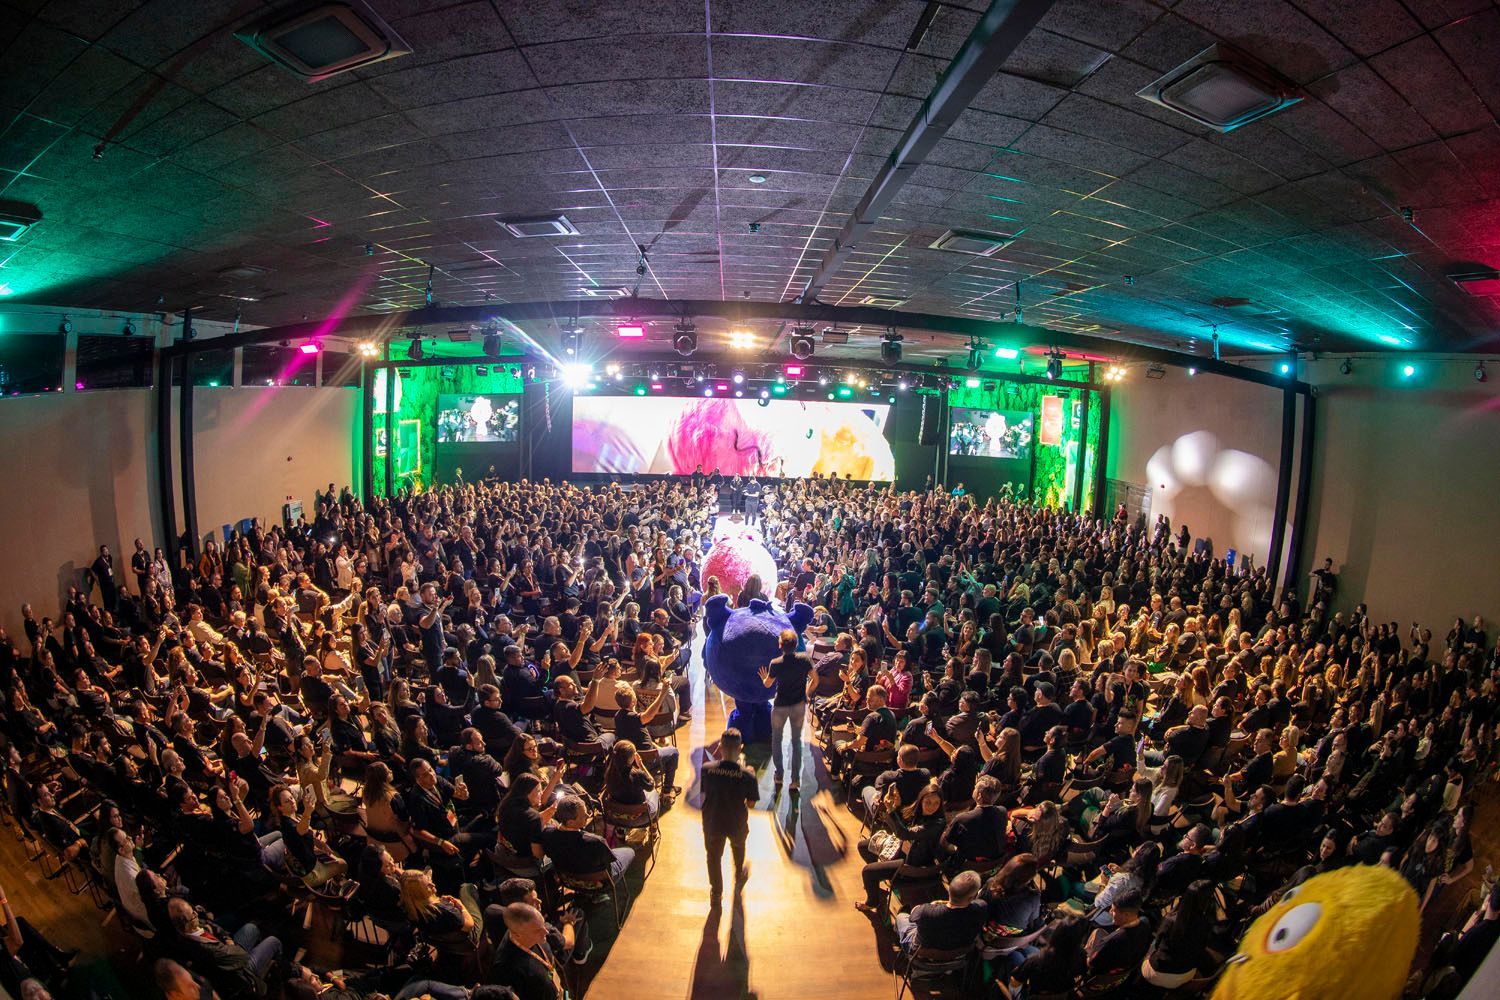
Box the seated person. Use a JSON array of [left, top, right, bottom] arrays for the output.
[[1085, 888, 1152, 975], [166, 896, 281, 998], [540, 795, 634, 878], [860, 743, 931, 818], [611, 687, 679, 794], [486, 902, 564, 1000], [893, 869, 988, 953]]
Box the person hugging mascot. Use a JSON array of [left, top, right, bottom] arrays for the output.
[[702, 594, 813, 743]]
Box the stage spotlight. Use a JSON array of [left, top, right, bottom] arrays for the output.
[[482, 329, 502, 358], [734, 389, 744, 397], [993, 346, 1019, 359], [561, 327, 582, 356], [616, 323, 645, 339], [407, 338, 424, 360], [632, 384, 647, 396], [818, 374, 829, 386], [732, 371, 745, 385], [1278, 361, 1292, 375], [562, 363, 591, 388], [897, 379, 908, 391], [122, 320, 136, 337], [789, 327, 816, 360], [784, 363, 804, 379], [880, 331, 903, 364], [965, 377, 980, 388], [1187, 367, 1197, 376], [757, 395, 770, 407], [1339, 359, 1353, 375], [358, 341, 380, 358], [730, 329, 756, 350], [1045, 351, 1063, 380], [1474, 361, 1487, 383], [298, 340, 321, 355], [966, 345, 981, 370], [673, 322, 698, 356], [771, 383, 787, 396], [1402, 364, 1416, 378], [703, 387, 714, 397], [474, 365, 488, 376], [836, 385, 853, 399]]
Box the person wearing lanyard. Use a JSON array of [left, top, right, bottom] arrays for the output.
[[488, 901, 564, 1000]]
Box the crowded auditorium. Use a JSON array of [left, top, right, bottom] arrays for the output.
[[3, 2, 1500, 999]]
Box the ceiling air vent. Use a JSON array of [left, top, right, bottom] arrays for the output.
[[860, 295, 907, 308], [498, 214, 580, 238], [1137, 44, 1299, 132], [581, 286, 631, 299], [931, 229, 1013, 256], [217, 263, 272, 281], [1450, 267, 1500, 296], [236, 2, 412, 81], [0, 200, 42, 241]]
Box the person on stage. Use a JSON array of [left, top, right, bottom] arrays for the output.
[[699, 728, 760, 903]]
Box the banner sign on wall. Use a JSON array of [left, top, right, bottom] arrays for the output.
[[1040, 394, 1064, 446]]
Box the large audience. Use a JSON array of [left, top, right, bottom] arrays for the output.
[[0, 473, 1496, 1000]]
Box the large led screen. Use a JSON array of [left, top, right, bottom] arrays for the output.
[[948, 407, 1033, 459], [573, 396, 895, 480], [437, 394, 519, 443]]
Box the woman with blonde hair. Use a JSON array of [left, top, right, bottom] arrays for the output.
[[1273, 725, 1302, 780], [398, 869, 481, 942]]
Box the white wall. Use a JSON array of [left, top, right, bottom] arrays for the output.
[[1106, 369, 1292, 568], [175, 386, 358, 541], [0, 304, 358, 636], [1106, 353, 1500, 632], [1299, 356, 1500, 632]]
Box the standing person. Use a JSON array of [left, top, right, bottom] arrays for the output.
[[758, 629, 815, 792], [131, 539, 151, 598], [700, 728, 759, 904], [90, 544, 118, 611]]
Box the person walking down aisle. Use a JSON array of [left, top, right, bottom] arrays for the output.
[[759, 629, 816, 793], [700, 728, 760, 904]]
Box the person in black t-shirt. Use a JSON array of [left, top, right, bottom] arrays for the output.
[[759, 630, 815, 790], [1086, 888, 1152, 974], [540, 795, 634, 877], [699, 728, 760, 901], [894, 869, 988, 953]]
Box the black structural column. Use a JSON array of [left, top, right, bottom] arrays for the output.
[[154, 349, 178, 559], [1265, 382, 1298, 590], [1284, 391, 1318, 596], [179, 352, 199, 560], [1092, 387, 1111, 516], [1070, 392, 1088, 513], [360, 358, 375, 501], [383, 357, 395, 499]]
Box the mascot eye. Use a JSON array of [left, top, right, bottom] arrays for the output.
[[1265, 902, 1321, 953]]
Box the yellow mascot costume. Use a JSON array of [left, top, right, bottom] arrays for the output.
[[1212, 865, 1419, 1000]]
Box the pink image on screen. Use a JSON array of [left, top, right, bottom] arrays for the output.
[[665, 398, 778, 476]]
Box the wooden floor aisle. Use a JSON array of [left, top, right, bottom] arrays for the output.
[[584, 645, 898, 1000]]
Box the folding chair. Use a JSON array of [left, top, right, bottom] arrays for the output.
[[602, 797, 659, 875], [897, 943, 975, 1000]]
